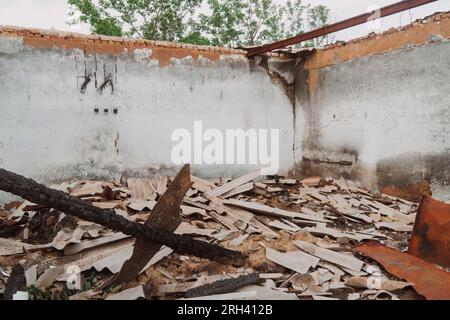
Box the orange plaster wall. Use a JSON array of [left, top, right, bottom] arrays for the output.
[[0, 26, 244, 66]]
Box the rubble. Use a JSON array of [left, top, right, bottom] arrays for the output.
[[0, 167, 448, 300], [0, 167, 245, 266]]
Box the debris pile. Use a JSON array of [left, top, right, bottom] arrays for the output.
[[0, 166, 449, 300]]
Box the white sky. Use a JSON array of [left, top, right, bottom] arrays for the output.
[[0, 0, 449, 41]]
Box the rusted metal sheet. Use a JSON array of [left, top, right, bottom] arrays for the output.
[[113, 164, 192, 285], [246, 0, 438, 57], [354, 242, 450, 300], [408, 196, 450, 268]]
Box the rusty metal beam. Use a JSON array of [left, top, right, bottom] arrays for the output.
[[247, 0, 438, 57]]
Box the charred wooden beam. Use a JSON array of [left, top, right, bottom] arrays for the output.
[[113, 164, 191, 285], [4, 264, 26, 300], [0, 168, 245, 266], [184, 273, 261, 298]]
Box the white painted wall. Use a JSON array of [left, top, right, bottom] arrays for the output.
[[295, 40, 450, 198], [0, 36, 294, 202]]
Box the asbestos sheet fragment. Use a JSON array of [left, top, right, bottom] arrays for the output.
[[301, 177, 322, 187], [106, 285, 145, 300], [223, 182, 255, 198], [208, 171, 261, 198], [92, 245, 173, 275], [36, 267, 64, 288], [240, 283, 300, 300], [294, 240, 364, 272], [224, 199, 329, 222], [354, 242, 450, 300], [25, 265, 37, 287], [51, 227, 86, 250], [345, 277, 412, 292], [127, 178, 157, 201], [0, 238, 51, 256], [375, 222, 413, 232], [63, 233, 129, 255], [127, 200, 156, 211], [264, 246, 319, 274]]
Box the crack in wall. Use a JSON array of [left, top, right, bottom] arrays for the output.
[[255, 56, 297, 177], [256, 56, 296, 108]]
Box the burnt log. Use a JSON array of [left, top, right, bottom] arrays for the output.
[[184, 273, 261, 298]]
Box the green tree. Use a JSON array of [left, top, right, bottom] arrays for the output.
[[68, 0, 330, 47], [194, 0, 324, 47], [193, 0, 245, 47], [195, 0, 307, 47], [305, 4, 332, 47], [68, 0, 202, 42]]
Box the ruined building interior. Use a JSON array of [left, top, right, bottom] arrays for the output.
[[0, 3, 449, 301]]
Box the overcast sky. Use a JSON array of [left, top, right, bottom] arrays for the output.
[[0, 0, 449, 41]]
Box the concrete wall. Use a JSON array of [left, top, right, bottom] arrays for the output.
[[295, 12, 450, 199], [1, 12, 450, 204], [0, 28, 295, 202]]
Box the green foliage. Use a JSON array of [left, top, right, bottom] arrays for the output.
[[68, 0, 331, 47], [68, 0, 202, 41], [305, 4, 331, 47], [27, 285, 52, 300], [68, 0, 123, 36]]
